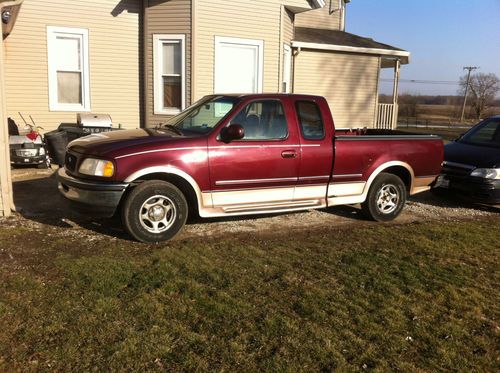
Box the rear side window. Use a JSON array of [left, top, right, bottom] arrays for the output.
[[296, 101, 325, 140]]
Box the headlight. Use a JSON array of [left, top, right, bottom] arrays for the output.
[[79, 158, 115, 177], [39, 148, 45, 156], [470, 168, 500, 180]]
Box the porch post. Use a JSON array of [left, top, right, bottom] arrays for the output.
[[0, 0, 23, 216], [0, 34, 13, 216], [391, 58, 400, 129]]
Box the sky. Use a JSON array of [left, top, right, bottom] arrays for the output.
[[346, 0, 500, 96]]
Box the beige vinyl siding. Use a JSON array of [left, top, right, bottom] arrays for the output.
[[295, 2, 341, 30], [3, 0, 141, 131], [294, 50, 380, 128], [194, 0, 314, 101], [145, 0, 191, 127], [283, 8, 295, 44]]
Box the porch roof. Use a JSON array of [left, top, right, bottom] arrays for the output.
[[292, 27, 410, 66]]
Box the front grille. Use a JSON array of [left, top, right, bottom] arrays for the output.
[[442, 161, 475, 177], [16, 149, 38, 157], [65, 153, 78, 172]]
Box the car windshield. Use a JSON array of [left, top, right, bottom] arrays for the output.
[[163, 96, 240, 134], [460, 119, 500, 148]]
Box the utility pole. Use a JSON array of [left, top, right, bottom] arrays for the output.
[[460, 66, 478, 122]]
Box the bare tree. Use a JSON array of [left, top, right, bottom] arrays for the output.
[[459, 73, 500, 119]]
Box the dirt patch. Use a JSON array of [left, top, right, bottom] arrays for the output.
[[4, 168, 498, 245]]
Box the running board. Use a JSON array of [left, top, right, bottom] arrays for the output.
[[222, 200, 321, 213]]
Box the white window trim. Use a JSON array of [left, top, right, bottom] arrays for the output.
[[214, 36, 264, 94], [153, 34, 186, 115], [47, 26, 90, 112]]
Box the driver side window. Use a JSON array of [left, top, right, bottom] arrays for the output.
[[230, 100, 288, 140]]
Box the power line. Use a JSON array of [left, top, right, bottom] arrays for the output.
[[379, 78, 460, 85]]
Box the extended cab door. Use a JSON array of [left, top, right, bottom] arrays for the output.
[[293, 98, 335, 205], [207, 97, 301, 210]]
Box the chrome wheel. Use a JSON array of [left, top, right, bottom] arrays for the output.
[[139, 195, 177, 234], [376, 184, 400, 214]]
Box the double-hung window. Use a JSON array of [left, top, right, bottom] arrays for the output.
[[47, 26, 90, 111], [154, 34, 186, 115]]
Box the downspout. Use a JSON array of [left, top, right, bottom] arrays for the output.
[[291, 46, 301, 94], [0, 0, 24, 216], [339, 0, 346, 31], [191, 0, 197, 102], [141, 0, 147, 127]]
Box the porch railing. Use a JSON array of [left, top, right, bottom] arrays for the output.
[[376, 103, 398, 130]]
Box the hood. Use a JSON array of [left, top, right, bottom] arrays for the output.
[[68, 128, 193, 157], [445, 141, 500, 168]]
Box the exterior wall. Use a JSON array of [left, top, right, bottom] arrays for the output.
[[145, 0, 191, 127], [294, 50, 380, 128], [3, 0, 141, 131], [193, 0, 315, 101], [295, 0, 341, 30]]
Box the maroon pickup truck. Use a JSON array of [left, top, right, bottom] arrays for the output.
[[57, 94, 443, 242]]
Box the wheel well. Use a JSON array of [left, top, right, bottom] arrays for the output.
[[133, 173, 200, 219], [381, 166, 412, 191]]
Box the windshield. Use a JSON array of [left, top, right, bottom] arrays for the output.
[[164, 96, 240, 134], [460, 119, 500, 148]]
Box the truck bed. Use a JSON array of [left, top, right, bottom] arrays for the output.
[[335, 128, 441, 139]]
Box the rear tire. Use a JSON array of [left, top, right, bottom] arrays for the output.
[[361, 172, 407, 222], [122, 180, 188, 243]]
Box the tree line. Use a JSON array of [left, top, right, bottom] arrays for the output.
[[381, 72, 499, 120]]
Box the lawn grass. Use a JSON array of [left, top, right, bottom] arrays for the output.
[[0, 218, 498, 371]]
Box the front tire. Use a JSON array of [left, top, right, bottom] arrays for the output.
[[361, 173, 407, 222], [122, 180, 188, 243]]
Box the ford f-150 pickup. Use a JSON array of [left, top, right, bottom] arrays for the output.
[[57, 94, 443, 242]]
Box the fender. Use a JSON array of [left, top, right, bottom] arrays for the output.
[[124, 166, 211, 212], [327, 161, 415, 207], [362, 161, 415, 197]]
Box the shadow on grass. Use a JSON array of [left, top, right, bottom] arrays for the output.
[[12, 171, 131, 240], [410, 189, 499, 213], [12, 171, 497, 241], [12, 172, 369, 240]]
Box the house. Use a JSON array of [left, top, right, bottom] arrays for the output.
[[0, 0, 409, 216]]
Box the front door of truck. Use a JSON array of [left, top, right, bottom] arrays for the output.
[[208, 98, 300, 209]]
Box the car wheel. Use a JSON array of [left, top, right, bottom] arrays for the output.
[[122, 180, 188, 243], [361, 172, 407, 222]]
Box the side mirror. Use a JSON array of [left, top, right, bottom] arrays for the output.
[[220, 124, 245, 143]]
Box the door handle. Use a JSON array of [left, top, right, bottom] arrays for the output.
[[281, 150, 297, 159]]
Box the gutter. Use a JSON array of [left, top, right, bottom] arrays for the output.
[[291, 40, 411, 63], [311, 0, 326, 9]]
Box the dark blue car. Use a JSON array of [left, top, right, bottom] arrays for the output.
[[436, 116, 500, 204]]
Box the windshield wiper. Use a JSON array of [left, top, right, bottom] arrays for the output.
[[161, 124, 184, 135]]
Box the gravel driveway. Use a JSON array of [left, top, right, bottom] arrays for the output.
[[4, 168, 498, 242]]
